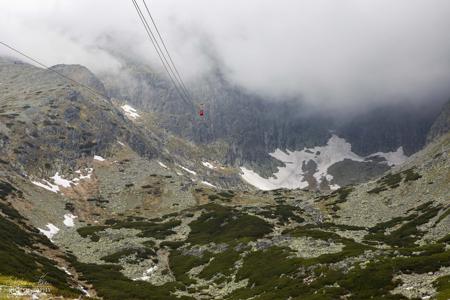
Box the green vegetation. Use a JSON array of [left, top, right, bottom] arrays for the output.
[[319, 222, 366, 231], [434, 275, 450, 300], [76, 225, 108, 242], [198, 249, 239, 280], [69, 257, 190, 300], [367, 186, 388, 194], [187, 204, 272, 244], [0, 201, 25, 220], [259, 204, 305, 224], [228, 233, 450, 299], [0, 215, 79, 298], [335, 186, 354, 203], [169, 250, 212, 285], [435, 207, 450, 225], [111, 219, 181, 239], [380, 173, 402, 188], [77, 218, 181, 241], [403, 168, 422, 182], [160, 240, 184, 249], [367, 168, 422, 194], [323, 186, 354, 210], [101, 247, 156, 264], [365, 203, 442, 247], [285, 226, 372, 265], [207, 190, 235, 202], [0, 181, 22, 199]]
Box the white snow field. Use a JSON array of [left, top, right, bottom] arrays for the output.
[[38, 223, 60, 240], [63, 214, 78, 227], [241, 135, 408, 191], [94, 155, 106, 161], [32, 168, 93, 193], [121, 104, 140, 119]]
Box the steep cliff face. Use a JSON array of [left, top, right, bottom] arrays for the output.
[[99, 62, 446, 190], [100, 63, 444, 166], [427, 99, 450, 144], [0, 60, 177, 180]]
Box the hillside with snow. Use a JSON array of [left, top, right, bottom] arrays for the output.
[[241, 135, 408, 190]]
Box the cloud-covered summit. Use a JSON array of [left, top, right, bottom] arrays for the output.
[[1, 0, 450, 110]]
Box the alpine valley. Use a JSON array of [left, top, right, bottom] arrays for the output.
[[0, 57, 449, 300]]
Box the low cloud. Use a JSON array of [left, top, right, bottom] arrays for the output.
[[1, 0, 450, 111]]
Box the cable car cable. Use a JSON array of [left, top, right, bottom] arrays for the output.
[[0, 41, 111, 101], [132, 0, 192, 104], [141, 0, 191, 100]]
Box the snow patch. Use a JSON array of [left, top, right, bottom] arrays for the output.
[[38, 223, 59, 240], [31, 180, 59, 193], [329, 184, 340, 190], [158, 161, 168, 169], [201, 181, 217, 188], [121, 104, 140, 119], [241, 135, 408, 191], [368, 147, 408, 166], [78, 285, 90, 297], [134, 266, 158, 281], [32, 169, 93, 193], [201, 161, 216, 169], [50, 172, 72, 188], [58, 267, 72, 275], [63, 214, 77, 227], [94, 155, 105, 161], [178, 165, 197, 175]]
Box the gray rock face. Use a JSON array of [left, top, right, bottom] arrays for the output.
[[427, 99, 450, 143], [327, 159, 390, 187], [0, 59, 162, 176], [100, 62, 445, 172], [50, 64, 108, 95]]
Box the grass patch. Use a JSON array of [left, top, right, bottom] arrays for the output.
[[380, 173, 402, 188], [111, 219, 181, 239], [0, 216, 79, 298], [198, 249, 239, 280], [259, 204, 305, 224], [434, 275, 450, 300], [169, 250, 212, 285], [187, 204, 272, 245], [68, 256, 190, 300], [323, 186, 354, 209], [367, 186, 388, 194], [76, 225, 108, 242], [435, 207, 450, 225], [403, 168, 422, 182], [365, 203, 442, 247], [0, 181, 22, 199], [101, 247, 156, 264], [160, 241, 184, 249]]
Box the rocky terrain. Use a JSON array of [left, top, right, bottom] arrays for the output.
[[0, 58, 449, 299], [100, 59, 445, 185]]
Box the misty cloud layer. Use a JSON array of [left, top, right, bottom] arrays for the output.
[[1, 0, 450, 110]]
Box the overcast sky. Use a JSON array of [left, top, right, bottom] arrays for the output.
[[1, 0, 450, 110]]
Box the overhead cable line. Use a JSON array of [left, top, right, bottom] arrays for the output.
[[131, 0, 191, 104], [0, 41, 111, 101], [141, 0, 191, 99]]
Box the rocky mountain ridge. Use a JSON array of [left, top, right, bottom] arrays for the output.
[[99, 60, 446, 190], [0, 58, 449, 299]]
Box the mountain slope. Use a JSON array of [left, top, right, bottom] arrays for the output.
[[100, 60, 445, 190], [427, 99, 450, 144], [0, 58, 449, 299]]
